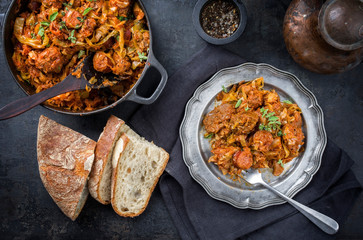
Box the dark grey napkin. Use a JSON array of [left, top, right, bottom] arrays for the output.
[[128, 45, 362, 240]]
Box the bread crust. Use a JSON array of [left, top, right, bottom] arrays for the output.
[[110, 134, 169, 217], [88, 115, 124, 204], [37, 115, 96, 221], [110, 133, 131, 216]]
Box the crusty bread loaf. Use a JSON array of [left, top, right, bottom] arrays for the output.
[[111, 133, 169, 217], [88, 115, 125, 204], [37, 115, 96, 221]]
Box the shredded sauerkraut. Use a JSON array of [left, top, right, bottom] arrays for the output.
[[203, 77, 305, 180]]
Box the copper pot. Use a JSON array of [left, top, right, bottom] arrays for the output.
[[283, 0, 363, 74]]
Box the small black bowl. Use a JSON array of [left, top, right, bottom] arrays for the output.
[[193, 0, 247, 45]]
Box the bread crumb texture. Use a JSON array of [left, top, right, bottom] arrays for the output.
[[113, 135, 169, 216]]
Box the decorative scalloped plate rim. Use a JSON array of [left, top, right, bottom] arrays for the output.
[[179, 62, 327, 209]]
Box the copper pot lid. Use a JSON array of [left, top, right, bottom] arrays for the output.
[[319, 0, 363, 51], [283, 0, 363, 74]]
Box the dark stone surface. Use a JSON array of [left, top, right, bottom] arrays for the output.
[[0, 0, 362, 239]]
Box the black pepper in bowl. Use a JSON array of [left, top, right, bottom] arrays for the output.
[[193, 0, 247, 45], [200, 0, 240, 38]]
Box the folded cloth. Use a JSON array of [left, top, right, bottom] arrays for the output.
[[128, 45, 362, 240]]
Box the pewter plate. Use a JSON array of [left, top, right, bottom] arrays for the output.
[[179, 62, 326, 209]]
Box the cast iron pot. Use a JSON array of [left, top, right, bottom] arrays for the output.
[[2, 0, 168, 115]]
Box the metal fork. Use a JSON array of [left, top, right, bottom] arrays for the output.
[[242, 169, 339, 234]]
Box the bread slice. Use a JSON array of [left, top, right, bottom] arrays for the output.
[[119, 123, 143, 140], [37, 115, 96, 221], [111, 133, 169, 217], [88, 115, 125, 204]]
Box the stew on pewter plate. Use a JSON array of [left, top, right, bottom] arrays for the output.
[[202, 77, 305, 180]]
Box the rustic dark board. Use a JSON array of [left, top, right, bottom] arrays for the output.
[[0, 0, 362, 239]]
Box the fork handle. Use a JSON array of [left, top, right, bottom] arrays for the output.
[[260, 181, 339, 234]]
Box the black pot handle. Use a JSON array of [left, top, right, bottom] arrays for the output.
[[126, 51, 168, 104]]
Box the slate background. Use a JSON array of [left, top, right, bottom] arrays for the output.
[[0, 0, 362, 239]]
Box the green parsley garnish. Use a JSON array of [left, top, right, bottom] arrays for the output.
[[235, 99, 242, 108], [77, 17, 85, 23], [259, 107, 281, 131], [61, 11, 66, 16], [204, 133, 213, 139], [222, 85, 228, 93], [78, 50, 86, 58], [41, 21, 50, 27], [49, 12, 58, 22], [68, 29, 77, 43], [37, 26, 45, 37], [277, 159, 284, 167], [283, 100, 293, 104], [245, 106, 250, 111], [59, 21, 68, 31], [277, 130, 283, 136], [115, 33, 120, 41], [268, 115, 280, 123], [259, 123, 270, 131], [260, 107, 268, 118], [83, 7, 93, 16], [31, 33, 36, 39], [117, 16, 128, 21], [259, 123, 271, 131], [138, 52, 148, 61]]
